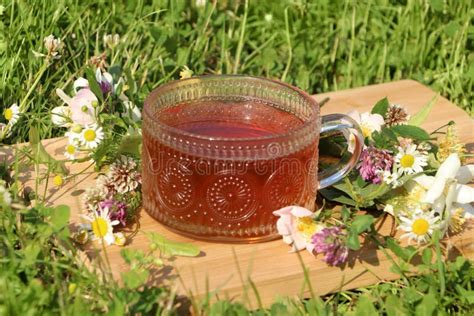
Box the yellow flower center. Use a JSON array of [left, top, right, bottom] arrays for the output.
[[84, 129, 96, 142], [66, 144, 76, 154], [92, 217, 109, 238], [412, 218, 429, 236], [361, 124, 372, 138], [296, 217, 318, 237], [53, 175, 64, 186], [4, 108, 13, 121], [400, 154, 415, 168]]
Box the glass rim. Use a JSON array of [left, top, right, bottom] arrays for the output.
[[143, 74, 320, 143]]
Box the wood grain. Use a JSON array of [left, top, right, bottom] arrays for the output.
[[2, 80, 473, 308]]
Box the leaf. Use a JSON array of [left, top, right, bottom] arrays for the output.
[[24, 243, 41, 266], [84, 67, 104, 102], [386, 237, 410, 262], [347, 231, 360, 250], [350, 215, 374, 234], [390, 125, 430, 141], [355, 295, 377, 316], [50, 205, 70, 230], [108, 64, 123, 82], [385, 295, 407, 316], [341, 206, 351, 223], [145, 232, 200, 257], [408, 95, 437, 126], [414, 291, 436, 316], [371, 97, 389, 116], [319, 188, 357, 206], [121, 269, 149, 289]]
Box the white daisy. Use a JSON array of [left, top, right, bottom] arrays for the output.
[[398, 210, 440, 245], [4, 103, 20, 125], [81, 206, 119, 245], [80, 124, 104, 149], [51, 106, 72, 127], [395, 144, 427, 175], [64, 143, 77, 160], [65, 127, 82, 146], [379, 169, 402, 188], [113, 232, 126, 246]]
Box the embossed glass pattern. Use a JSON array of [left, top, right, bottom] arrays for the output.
[[142, 75, 362, 243]]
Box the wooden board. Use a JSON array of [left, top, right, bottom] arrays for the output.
[[2, 80, 473, 308]]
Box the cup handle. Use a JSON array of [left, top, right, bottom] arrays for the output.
[[318, 114, 364, 189]]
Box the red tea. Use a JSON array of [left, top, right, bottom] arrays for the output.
[[142, 100, 319, 242]]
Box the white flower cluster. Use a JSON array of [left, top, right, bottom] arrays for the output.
[[50, 46, 141, 160], [385, 154, 474, 245]]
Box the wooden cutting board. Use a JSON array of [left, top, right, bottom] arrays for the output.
[[2, 80, 473, 308]]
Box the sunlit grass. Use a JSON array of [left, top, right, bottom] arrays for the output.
[[1, 0, 473, 314], [1, 0, 472, 144]]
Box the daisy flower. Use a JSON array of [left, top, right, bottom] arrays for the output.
[[64, 143, 77, 160], [4, 103, 20, 125], [395, 144, 427, 175], [81, 206, 119, 245], [65, 127, 82, 146], [398, 210, 440, 245], [113, 232, 126, 246], [80, 124, 104, 149], [379, 169, 402, 188]]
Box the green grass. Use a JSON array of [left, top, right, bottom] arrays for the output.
[[1, 0, 473, 144], [1, 0, 474, 314]]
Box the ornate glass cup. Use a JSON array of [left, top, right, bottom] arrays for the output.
[[142, 75, 363, 243]]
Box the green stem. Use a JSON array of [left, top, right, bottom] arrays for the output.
[[233, 0, 248, 74], [281, 7, 292, 82], [19, 60, 50, 113]]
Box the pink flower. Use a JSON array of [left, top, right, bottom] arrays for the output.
[[70, 89, 98, 125], [273, 206, 320, 253], [347, 110, 385, 139], [56, 88, 98, 126], [357, 146, 394, 184], [312, 226, 349, 266]]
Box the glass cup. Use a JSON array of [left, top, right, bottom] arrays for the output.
[[142, 75, 363, 243]]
